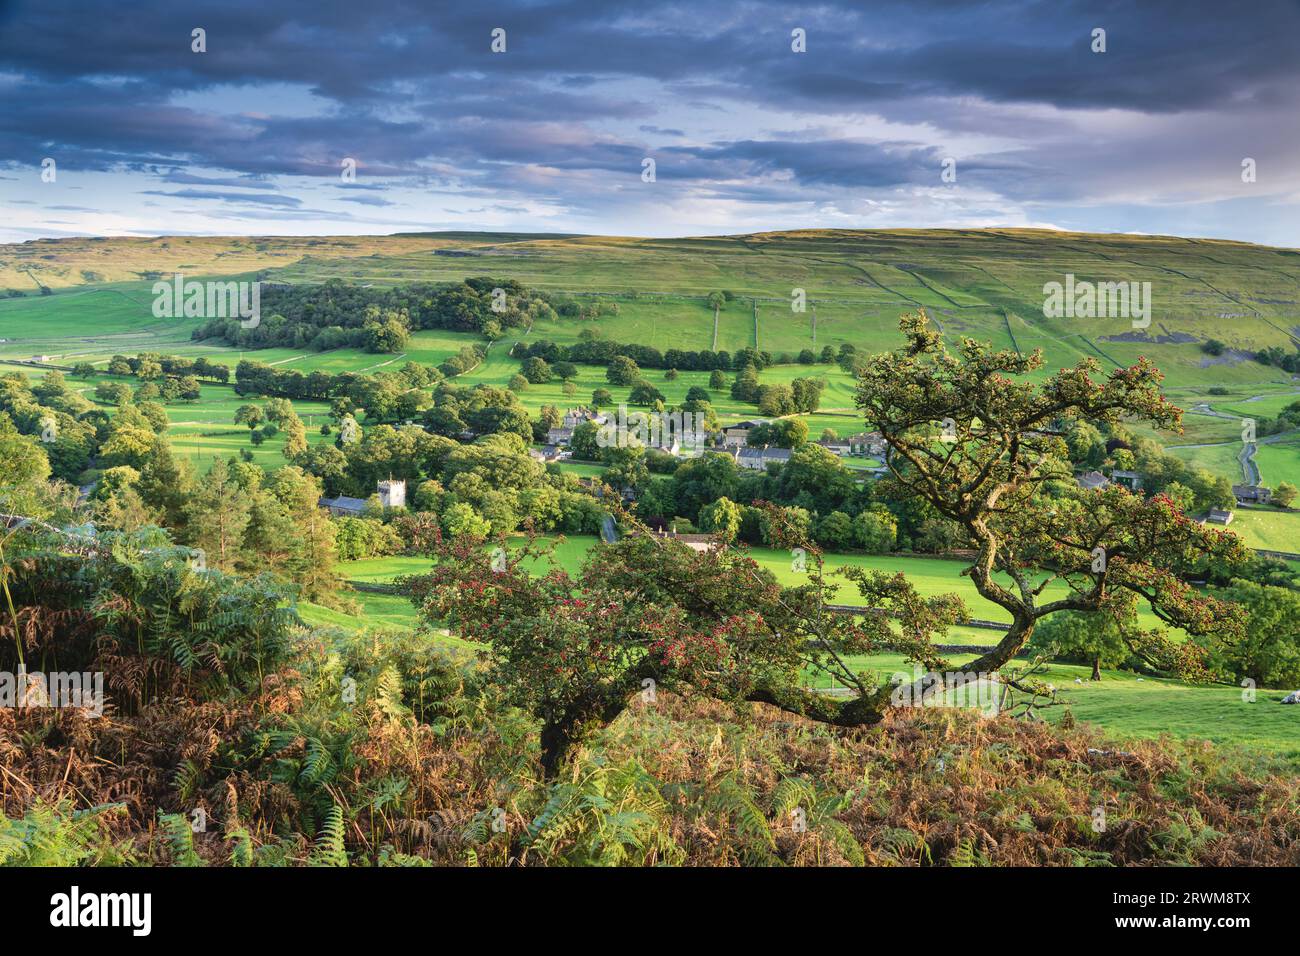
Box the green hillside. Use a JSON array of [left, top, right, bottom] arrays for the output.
[[3, 229, 1298, 392]]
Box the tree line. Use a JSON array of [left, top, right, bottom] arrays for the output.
[[192, 277, 556, 352]]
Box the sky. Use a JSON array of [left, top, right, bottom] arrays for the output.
[[1, 0, 1298, 246]]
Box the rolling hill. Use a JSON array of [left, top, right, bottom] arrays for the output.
[[2, 229, 1299, 482], [2, 229, 1297, 391]]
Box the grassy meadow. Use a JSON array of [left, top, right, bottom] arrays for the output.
[[5, 229, 1299, 451], [55, 369, 338, 471], [324, 535, 1300, 759], [6, 228, 1300, 383]]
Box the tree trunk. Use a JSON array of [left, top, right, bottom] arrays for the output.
[[540, 680, 892, 779], [960, 616, 1034, 676], [746, 684, 890, 727], [539, 719, 579, 780], [539, 673, 656, 778], [1091, 655, 1102, 681]]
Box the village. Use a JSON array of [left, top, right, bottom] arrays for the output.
[[532, 406, 889, 468]]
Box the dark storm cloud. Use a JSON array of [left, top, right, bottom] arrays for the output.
[[3, 0, 1294, 110], [0, 0, 1296, 236], [670, 140, 947, 189]]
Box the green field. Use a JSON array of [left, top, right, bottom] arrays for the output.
[[7, 229, 1300, 456], [835, 651, 1300, 759], [330, 539, 1300, 757], [1217, 507, 1300, 552], [551, 460, 607, 479], [5, 228, 1300, 396], [55, 370, 338, 472], [1167, 439, 1247, 483], [1254, 437, 1300, 489], [296, 590, 428, 632], [338, 533, 1182, 643]]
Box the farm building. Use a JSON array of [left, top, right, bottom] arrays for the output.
[[734, 445, 793, 470], [816, 439, 851, 457], [1233, 484, 1273, 505], [634, 524, 724, 552], [562, 407, 603, 429], [1205, 508, 1234, 525], [658, 530, 723, 552], [529, 444, 564, 463], [845, 431, 887, 458], [1077, 470, 1110, 491], [722, 420, 767, 447], [1110, 469, 1144, 491]]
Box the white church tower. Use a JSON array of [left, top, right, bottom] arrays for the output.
[[378, 479, 406, 509]]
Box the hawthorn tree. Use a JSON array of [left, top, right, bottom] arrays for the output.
[[409, 518, 963, 775], [853, 311, 1247, 684]]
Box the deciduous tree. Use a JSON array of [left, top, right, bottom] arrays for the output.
[[853, 311, 1246, 684]]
